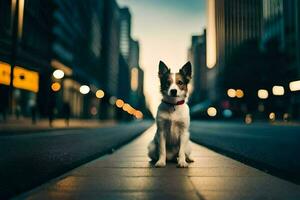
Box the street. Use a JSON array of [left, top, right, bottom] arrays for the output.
[[190, 121, 300, 184], [0, 121, 152, 199], [1, 120, 300, 199], [16, 124, 300, 200]]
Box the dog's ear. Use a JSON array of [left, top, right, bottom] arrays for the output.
[[158, 61, 170, 78], [180, 61, 192, 81]]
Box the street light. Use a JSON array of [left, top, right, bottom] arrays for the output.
[[227, 89, 236, 98], [134, 110, 143, 119], [79, 85, 90, 94], [258, 89, 269, 99], [51, 82, 61, 92], [289, 80, 300, 91], [269, 112, 276, 121], [272, 85, 284, 96], [115, 99, 124, 108], [95, 90, 105, 99], [53, 69, 64, 79], [9, 0, 25, 114], [122, 103, 130, 112], [236, 89, 244, 98], [207, 107, 217, 117]]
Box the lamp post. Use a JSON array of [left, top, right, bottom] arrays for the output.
[[9, 0, 25, 114]]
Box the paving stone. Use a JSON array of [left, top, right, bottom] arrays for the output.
[[27, 191, 201, 200]]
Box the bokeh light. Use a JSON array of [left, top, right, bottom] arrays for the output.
[[116, 99, 124, 108], [96, 90, 105, 99], [51, 82, 61, 92], [272, 86, 284, 96], [269, 112, 276, 121], [207, 107, 217, 117], [289, 80, 300, 91], [134, 110, 143, 119], [257, 89, 269, 99], [227, 89, 236, 98], [236, 89, 244, 98], [79, 85, 90, 94], [245, 114, 252, 124], [53, 69, 64, 79]]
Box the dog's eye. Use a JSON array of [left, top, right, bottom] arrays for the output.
[[177, 80, 183, 85]]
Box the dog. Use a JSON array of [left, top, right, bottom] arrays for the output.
[[148, 61, 194, 168]]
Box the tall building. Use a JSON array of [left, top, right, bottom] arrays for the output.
[[100, 0, 122, 119], [261, 0, 285, 51], [188, 30, 207, 104], [119, 8, 131, 62], [0, 0, 54, 117], [52, 0, 106, 118], [128, 39, 146, 110], [207, 0, 263, 104], [0, 0, 126, 120], [118, 8, 146, 114], [207, 0, 300, 118]]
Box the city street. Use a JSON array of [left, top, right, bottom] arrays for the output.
[[190, 121, 300, 184], [2, 0, 300, 199], [0, 121, 152, 199]]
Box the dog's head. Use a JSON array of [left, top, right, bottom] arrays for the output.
[[158, 61, 192, 101]]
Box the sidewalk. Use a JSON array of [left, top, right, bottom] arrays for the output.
[[18, 125, 300, 200], [0, 118, 116, 134]]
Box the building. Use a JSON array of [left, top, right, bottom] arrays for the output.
[[206, 0, 300, 118], [206, 0, 264, 117], [188, 30, 207, 105], [260, 0, 300, 118], [118, 7, 146, 117], [52, 0, 105, 118], [119, 8, 131, 63], [0, 0, 54, 118], [282, 0, 300, 118], [0, 0, 128, 120], [261, 0, 284, 51], [128, 39, 143, 106], [214, 0, 263, 97]]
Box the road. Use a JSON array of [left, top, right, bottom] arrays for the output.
[[0, 121, 152, 199], [190, 121, 300, 184]]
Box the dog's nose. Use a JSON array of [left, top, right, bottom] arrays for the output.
[[170, 89, 177, 97]]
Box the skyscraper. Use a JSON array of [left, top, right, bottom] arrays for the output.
[[119, 8, 131, 62], [188, 30, 207, 104], [208, 0, 263, 102]]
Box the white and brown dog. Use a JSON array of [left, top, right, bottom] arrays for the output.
[[148, 61, 194, 168]]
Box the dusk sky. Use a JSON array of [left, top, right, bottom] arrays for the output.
[[117, 0, 207, 115]]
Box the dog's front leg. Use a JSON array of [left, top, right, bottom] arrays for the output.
[[178, 132, 188, 168], [155, 131, 166, 167]]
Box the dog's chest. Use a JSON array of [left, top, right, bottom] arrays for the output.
[[157, 104, 190, 145]]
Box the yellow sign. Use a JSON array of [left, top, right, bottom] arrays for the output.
[[13, 66, 39, 93], [0, 62, 11, 86], [0, 62, 39, 93]]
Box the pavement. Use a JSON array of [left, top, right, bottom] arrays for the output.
[[0, 120, 152, 199], [0, 118, 116, 135], [190, 121, 300, 184], [16, 125, 300, 200]]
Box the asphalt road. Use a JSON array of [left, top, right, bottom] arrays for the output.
[[190, 121, 300, 184], [0, 121, 152, 199]]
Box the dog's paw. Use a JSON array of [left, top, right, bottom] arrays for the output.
[[186, 156, 195, 163], [177, 160, 189, 168], [155, 160, 166, 168]]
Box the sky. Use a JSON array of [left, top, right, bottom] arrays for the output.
[[117, 0, 207, 115]]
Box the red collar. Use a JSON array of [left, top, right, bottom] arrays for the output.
[[162, 99, 185, 106]]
